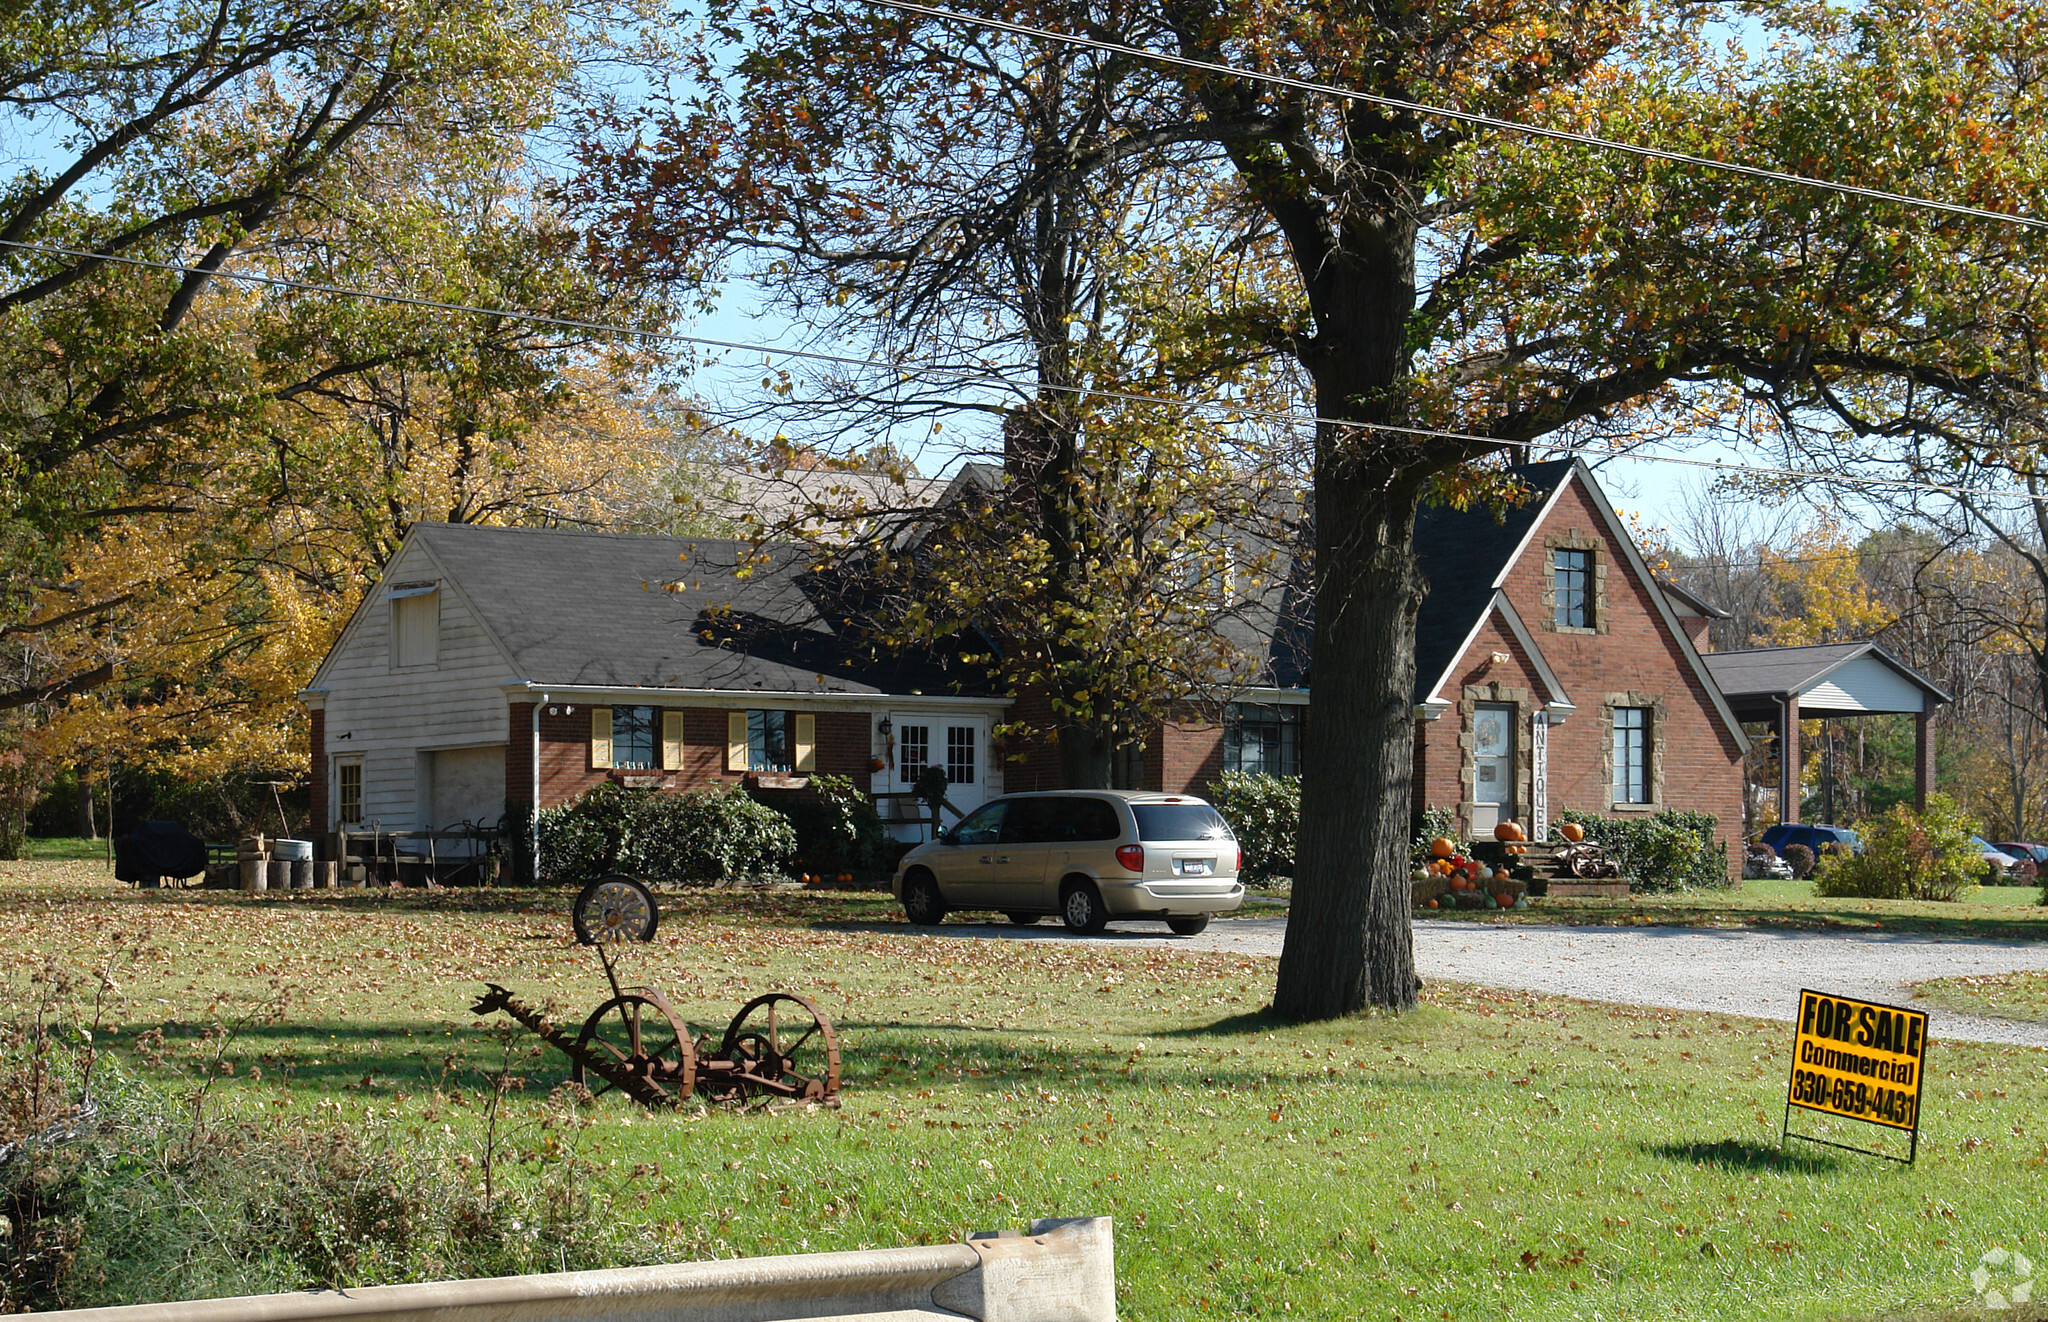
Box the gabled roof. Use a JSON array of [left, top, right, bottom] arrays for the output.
[[394, 523, 995, 697], [1412, 460, 1575, 699], [1702, 642, 1950, 721], [1657, 578, 1729, 619], [1409, 458, 1749, 752]]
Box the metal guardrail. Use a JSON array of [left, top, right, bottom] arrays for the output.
[[36, 1216, 1115, 1322]]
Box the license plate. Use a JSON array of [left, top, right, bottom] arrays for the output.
[[1176, 858, 1214, 877]]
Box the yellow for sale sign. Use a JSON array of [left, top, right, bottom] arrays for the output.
[[1786, 989, 1928, 1133]]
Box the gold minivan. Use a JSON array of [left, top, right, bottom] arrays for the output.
[[892, 790, 1245, 935]]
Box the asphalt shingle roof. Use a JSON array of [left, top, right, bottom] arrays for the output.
[[410, 522, 994, 697], [1409, 460, 1574, 701]]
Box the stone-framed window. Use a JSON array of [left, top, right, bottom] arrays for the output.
[[1540, 530, 1608, 635], [1600, 692, 1667, 810]]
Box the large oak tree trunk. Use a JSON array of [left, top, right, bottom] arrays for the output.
[[1273, 466, 1427, 1018], [1268, 201, 1429, 1019]]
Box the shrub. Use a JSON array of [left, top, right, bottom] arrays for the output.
[[1554, 809, 1729, 890], [1208, 773, 1300, 884], [627, 786, 798, 884], [764, 774, 890, 877], [1410, 805, 1462, 870], [1816, 795, 1982, 902], [1781, 843, 1816, 880], [534, 783, 642, 886]]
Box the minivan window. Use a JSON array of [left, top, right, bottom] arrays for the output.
[[951, 802, 1005, 846], [1000, 797, 1067, 844], [1131, 803, 1233, 842], [1070, 798, 1121, 841]]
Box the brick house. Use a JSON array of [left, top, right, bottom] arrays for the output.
[[298, 523, 1006, 860], [1109, 458, 1749, 860], [303, 459, 1747, 871]]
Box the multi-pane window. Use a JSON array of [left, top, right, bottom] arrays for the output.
[[748, 709, 793, 773], [612, 705, 657, 770], [337, 762, 363, 826], [1224, 703, 1303, 777], [1612, 706, 1650, 804], [1553, 549, 1593, 629], [898, 725, 930, 784], [945, 725, 976, 784]]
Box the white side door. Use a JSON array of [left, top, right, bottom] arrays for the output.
[[892, 713, 988, 827]]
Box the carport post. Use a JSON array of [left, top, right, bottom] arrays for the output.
[[1914, 710, 1933, 812], [1779, 694, 1801, 825]]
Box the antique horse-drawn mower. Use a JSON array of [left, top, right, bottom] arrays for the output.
[[473, 874, 842, 1108]]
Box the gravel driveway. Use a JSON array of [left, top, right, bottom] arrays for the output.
[[924, 916, 2048, 1047]]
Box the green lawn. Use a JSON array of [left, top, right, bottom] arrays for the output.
[[1424, 877, 2048, 940], [4, 861, 2046, 1319], [1911, 972, 2048, 1026], [15, 835, 116, 862]]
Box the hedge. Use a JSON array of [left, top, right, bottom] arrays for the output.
[[1553, 809, 1730, 890], [1208, 772, 1299, 884], [535, 783, 798, 886]]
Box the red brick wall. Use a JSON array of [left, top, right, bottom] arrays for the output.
[[308, 708, 327, 835], [996, 685, 1064, 794], [505, 703, 534, 813], [1159, 719, 1225, 795], [533, 703, 872, 809]]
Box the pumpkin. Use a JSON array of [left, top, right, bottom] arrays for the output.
[[1560, 821, 1586, 842], [1425, 898, 1440, 909], [1493, 820, 1527, 842], [1411, 869, 1432, 884], [1495, 891, 1514, 907], [1492, 868, 1510, 881], [1429, 837, 1457, 859]]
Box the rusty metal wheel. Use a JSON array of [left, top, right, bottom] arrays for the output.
[[572, 989, 696, 1103], [572, 874, 659, 945], [716, 992, 841, 1101]]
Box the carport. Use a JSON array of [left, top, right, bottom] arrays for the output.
[[1701, 642, 1951, 824]]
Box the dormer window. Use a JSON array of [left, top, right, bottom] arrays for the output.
[[389, 584, 439, 668]]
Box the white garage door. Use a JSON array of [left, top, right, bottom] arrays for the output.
[[426, 746, 507, 830]]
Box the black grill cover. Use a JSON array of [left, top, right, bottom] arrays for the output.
[[114, 821, 209, 883]]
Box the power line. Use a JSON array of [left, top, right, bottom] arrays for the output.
[[6, 233, 2047, 509], [871, 0, 2048, 234]]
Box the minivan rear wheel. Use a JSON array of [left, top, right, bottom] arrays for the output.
[[902, 870, 947, 926], [1060, 880, 1107, 935], [1166, 914, 1210, 937]]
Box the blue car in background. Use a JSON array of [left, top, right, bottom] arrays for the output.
[[1759, 823, 1863, 859]]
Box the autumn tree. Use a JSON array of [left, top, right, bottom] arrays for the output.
[[0, 0, 704, 841], [580, 0, 2048, 1016]]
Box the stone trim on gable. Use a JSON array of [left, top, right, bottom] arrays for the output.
[[1457, 681, 1533, 836], [1541, 529, 1609, 636], [1600, 691, 1667, 811]]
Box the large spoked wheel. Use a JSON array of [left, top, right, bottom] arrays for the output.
[[1060, 879, 1108, 935], [572, 874, 660, 945], [900, 870, 947, 926], [572, 989, 695, 1103], [716, 992, 841, 1101]]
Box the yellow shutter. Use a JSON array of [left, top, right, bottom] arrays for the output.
[[794, 713, 816, 773], [727, 710, 749, 772], [590, 707, 613, 769], [662, 710, 684, 770]]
